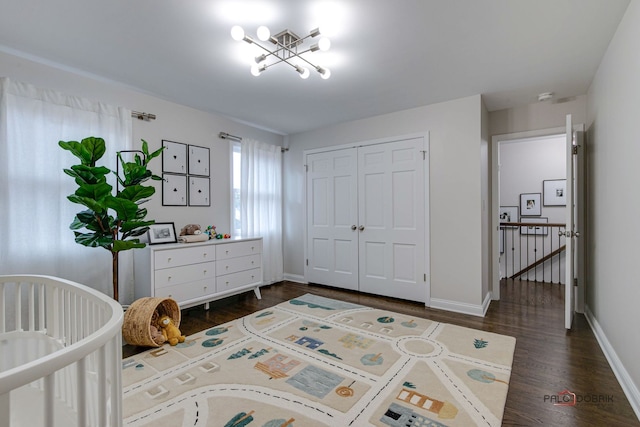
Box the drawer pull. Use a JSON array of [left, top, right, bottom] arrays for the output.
[[203, 252, 208, 258], [251, 261, 254, 265], [203, 270, 207, 274], [226, 250, 229, 254], [167, 257, 172, 262], [251, 275, 255, 279], [251, 246, 254, 250], [225, 281, 229, 285], [225, 265, 229, 270], [168, 276, 172, 281]]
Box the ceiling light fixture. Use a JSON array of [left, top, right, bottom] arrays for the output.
[[537, 92, 554, 102], [230, 25, 331, 79]]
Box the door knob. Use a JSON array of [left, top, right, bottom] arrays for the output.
[[351, 225, 357, 231], [358, 225, 365, 231]]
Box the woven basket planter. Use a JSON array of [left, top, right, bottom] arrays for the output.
[[122, 297, 181, 347]]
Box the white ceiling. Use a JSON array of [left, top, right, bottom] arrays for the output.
[[0, 0, 630, 135]]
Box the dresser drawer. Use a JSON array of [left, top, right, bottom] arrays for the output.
[[216, 240, 262, 260], [216, 254, 261, 276], [154, 261, 215, 289], [154, 245, 214, 270], [154, 279, 215, 303], [216, 268, 261, 293]]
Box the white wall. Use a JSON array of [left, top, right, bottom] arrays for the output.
[[285, 95, 487, 310], [586, 0, 640, 415], [0, 50, 283, 302]]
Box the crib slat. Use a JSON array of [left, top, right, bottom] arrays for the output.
[[15, 282, 22, 331], [44, 373, 55, 427], [0, 283, 5, 333], [29, 282, 35, 331], [77, 357, 87, 426]]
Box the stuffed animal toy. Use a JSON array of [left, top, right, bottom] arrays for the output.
[[180, 224, 201, 236], [149, 324, 166, 345], [158, 315, 186, 346]]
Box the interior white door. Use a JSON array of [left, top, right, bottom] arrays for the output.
[[306, 148, 359, 290], [565, 114, 575, 329], [358, 138, 426, 302]]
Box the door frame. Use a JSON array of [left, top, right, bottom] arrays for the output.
[[490, 125, 585, 313], [303, 132, 431, 305]]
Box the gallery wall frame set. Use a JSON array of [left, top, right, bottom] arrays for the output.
[[161, 140, 210, 206]]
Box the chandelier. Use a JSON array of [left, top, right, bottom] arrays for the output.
[[230, 25, 331, 79]]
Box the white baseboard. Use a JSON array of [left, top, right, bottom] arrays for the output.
[[585, 305, 640, 421], [430, 294, 491, 317], [283, 273, 307, 284]]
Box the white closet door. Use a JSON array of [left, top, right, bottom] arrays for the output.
[[306, 148, 359, 290], [358, 138, 426, 302]]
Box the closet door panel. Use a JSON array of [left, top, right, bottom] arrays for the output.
[[306, 149, 358, 290], [358, 138, 426, 302]]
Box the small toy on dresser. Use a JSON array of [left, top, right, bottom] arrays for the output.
[[204, 225, 216, 239], [205, 224, 230, 239]]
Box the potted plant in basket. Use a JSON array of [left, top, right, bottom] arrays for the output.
[[59, 136, 164, 301]]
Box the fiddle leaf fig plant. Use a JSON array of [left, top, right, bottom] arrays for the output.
[[59, 136, 164, 301]]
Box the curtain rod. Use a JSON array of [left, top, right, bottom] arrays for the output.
[[219, 131, 289, 152], [219, 132, 242, 141], [131, 111, 156, 121]]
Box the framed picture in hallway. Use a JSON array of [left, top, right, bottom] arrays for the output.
[[520, 217, 548, 235], [499, 206, 519, 228], [520, 192, 541, 216], [543, 179, 567, 206]]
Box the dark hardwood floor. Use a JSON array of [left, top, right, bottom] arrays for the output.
[[123, 279, 639, 426]]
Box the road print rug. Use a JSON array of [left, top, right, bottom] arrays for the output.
[[122, 294, 516, 426]]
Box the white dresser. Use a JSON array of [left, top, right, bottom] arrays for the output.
[[133, 237, 263, 309]]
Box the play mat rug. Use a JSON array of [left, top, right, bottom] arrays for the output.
[[122, 294, 516, 426]]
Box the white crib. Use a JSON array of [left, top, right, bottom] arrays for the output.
[[0, 275, 123, 427]]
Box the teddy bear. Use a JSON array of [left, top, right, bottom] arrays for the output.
[[180, 224, 201, 236], [158, 315, 186, 346], [149, 324, 166, 346]]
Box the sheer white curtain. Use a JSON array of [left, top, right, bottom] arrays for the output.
[[0, 77, 133, 298], [240, 138, 283, 284]]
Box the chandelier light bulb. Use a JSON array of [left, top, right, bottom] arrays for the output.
[[318, 37, 331, 51], [257, 26, 271, 42], [250, 64, 263, 76], [299, 67, 310, 79], [231, 25, 245, 41], [320, 67, 331, 79]]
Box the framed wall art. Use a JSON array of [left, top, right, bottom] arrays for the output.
[[499, 206, 519, 228], [188, 145, 210, 176], [543, 179, 567, 206], [162, 173, 187, 206], [189, 176, 210, 206], [520, 217, 548, 235], [520, 192, 541, 216], [162, 140, 187, 175], [148, 222, 177, 245]]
